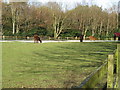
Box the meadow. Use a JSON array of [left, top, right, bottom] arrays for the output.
[[2, 42, 117, 88]]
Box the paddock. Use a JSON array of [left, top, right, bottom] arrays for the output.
[[2, 42, 119, 88]]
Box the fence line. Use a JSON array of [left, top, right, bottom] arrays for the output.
[[113, 44, 120, 88], [1, 36, 115, 40], [77, 62, 107, 88], [75, 44, 120, 88]]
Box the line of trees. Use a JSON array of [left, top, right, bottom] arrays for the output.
[[2, 1, 120, 39]]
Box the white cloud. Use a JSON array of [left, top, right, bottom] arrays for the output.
[[34, 0, 120, 9], [5, 0, 120, 10], [94, 0, 120, 9]]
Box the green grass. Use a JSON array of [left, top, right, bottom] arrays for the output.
[[2, 42, 117, 88]]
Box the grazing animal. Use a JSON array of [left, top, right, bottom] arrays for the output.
[[34, 34, 42, 43], [89, 36, 97, 40], [80, 35, 84, 42], [114, 35, 116, 40]]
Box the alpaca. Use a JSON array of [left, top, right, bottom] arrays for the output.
[[89, 36, 97, 40], [34, 34, 42, 43]]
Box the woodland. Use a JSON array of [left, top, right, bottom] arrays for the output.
[[2, 2, 120, 39]]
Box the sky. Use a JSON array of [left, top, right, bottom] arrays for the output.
[[30, 0, 120, 11], [3, 0, 120, 10]]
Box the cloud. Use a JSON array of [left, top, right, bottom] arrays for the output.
[[5, 0, 119, 10], [35, 0, 120, 9], [94, 0, 119, 9]]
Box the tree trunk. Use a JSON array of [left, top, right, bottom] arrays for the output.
[[16, 24, 19, 33], [53, 15, 65, 39], [12, 20, 15, 34], [84, 27, 88, 39], [92, 25, 96, 36], [53, 16, 57, 39], [92, 30, 95, 36], [54, 29, 57, 39], [99, 21, 103, 39], [11, 3, 16, 35], [106, 19, 109, 37]]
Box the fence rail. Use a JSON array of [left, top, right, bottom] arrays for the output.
[[1, 36, 116, 40], [75, 44, 120, 89], [77, 62, 107, 88]]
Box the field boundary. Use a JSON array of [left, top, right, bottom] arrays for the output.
[[75, 44, 120, 88], [0, 40, 119, 43]]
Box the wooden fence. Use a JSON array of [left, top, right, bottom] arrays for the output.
[[75, 44, 120, 89], [1, 36, 115, 40]]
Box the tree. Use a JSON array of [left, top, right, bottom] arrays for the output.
[[46, 2, 69, 39], [9, 2, 29, 35], [2, 1, 118, 39]]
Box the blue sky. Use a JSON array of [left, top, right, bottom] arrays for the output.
[[3, 0, 120, 10]]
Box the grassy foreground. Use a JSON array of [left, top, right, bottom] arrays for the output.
[[2, 42, 117, 88]]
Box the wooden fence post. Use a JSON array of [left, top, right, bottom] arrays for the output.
[[113, 49, 118, 88], [107, 54, 114, 88], [118, 44, 120, 88]]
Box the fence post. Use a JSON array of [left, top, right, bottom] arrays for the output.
[[2, 35, 5, 40], [66, 37, 69, 40], [107, 54, 114, 88], [113, 49, 118, 88], [118, 44, 120, 88]]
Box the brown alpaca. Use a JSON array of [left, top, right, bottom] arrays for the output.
[[34, 34, 42, 43], [89, 36, 97, 40]]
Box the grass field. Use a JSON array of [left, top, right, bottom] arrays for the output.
[[2, 42, 117, 88]]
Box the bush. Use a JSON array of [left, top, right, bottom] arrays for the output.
[[60, 29, 81, 37], [25, 27, 47, 36]]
